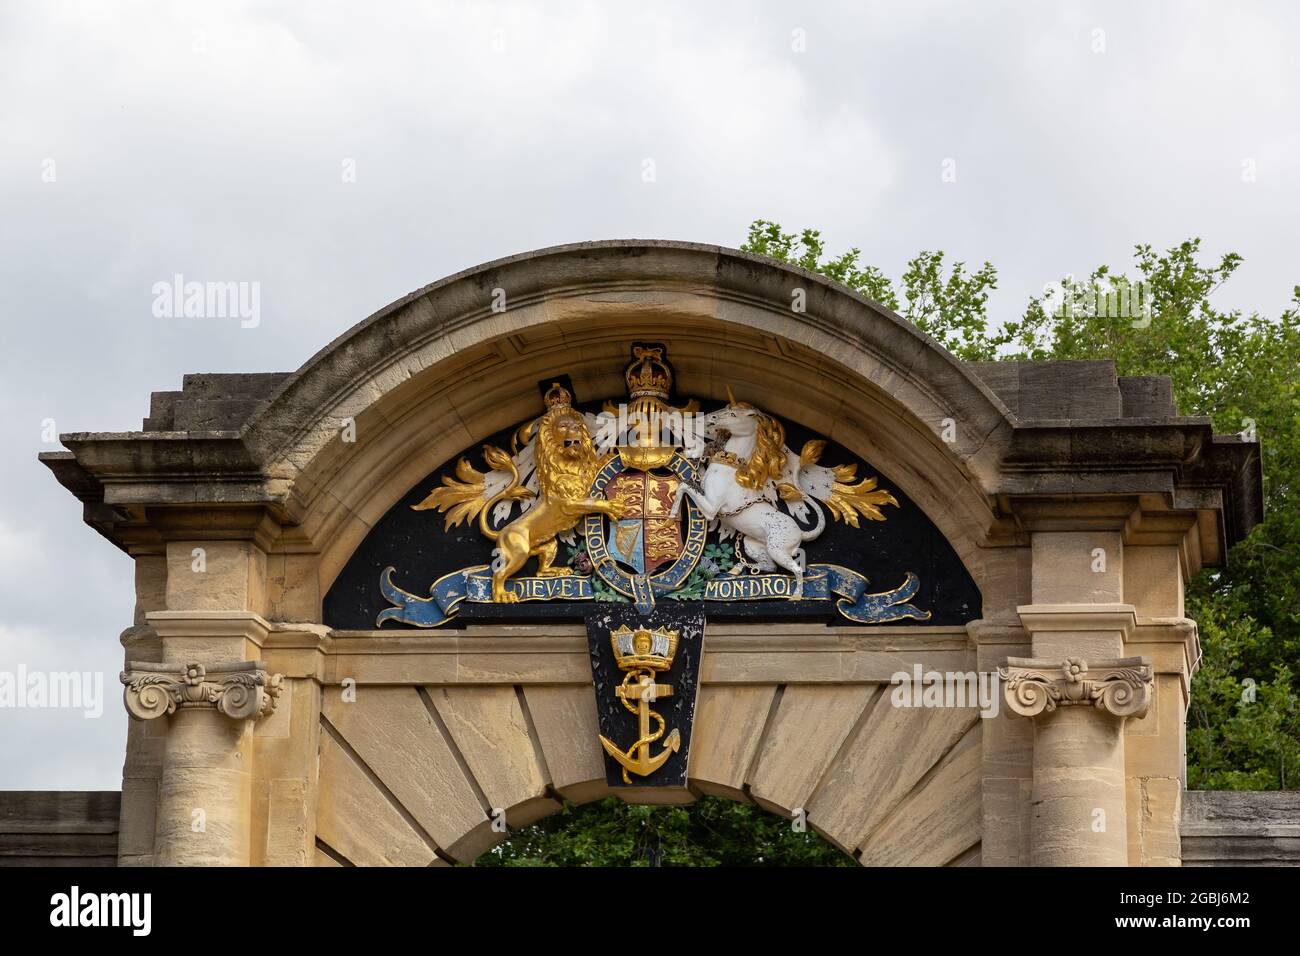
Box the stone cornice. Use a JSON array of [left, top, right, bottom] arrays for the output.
[[142, 505, 284, 551], [146, 610, 271, 647], [998, 656, 1153, 719], [997, 426, 1260, 567], [121, 660, 282, 721], [1017, 603, 1138, 639]]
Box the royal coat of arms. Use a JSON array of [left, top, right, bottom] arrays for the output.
[[377, 344, 930, 626]]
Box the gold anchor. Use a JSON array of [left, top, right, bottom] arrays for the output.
[[599, 625, 682, 782]]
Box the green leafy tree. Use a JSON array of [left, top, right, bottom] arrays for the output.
[[740, 219, 1039, 361], [478, 796, 853, 866]]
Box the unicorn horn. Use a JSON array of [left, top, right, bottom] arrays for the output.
[[726, 384, 737, 405]]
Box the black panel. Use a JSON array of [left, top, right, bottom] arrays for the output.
[[323, 399, 981, 630], [586, 606, 704, 788]]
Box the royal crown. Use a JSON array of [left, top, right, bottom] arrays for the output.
[[624, 346, 673, 402], [543, 381, 573, 408], [609, 625, 679, 672]]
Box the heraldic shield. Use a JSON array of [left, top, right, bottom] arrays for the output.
[[603, 469, 683, 574]]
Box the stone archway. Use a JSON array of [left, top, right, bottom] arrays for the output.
[[312, 625, 984, 867], [43, 240, 1260, 867]]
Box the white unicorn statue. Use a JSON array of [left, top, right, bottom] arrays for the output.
[[669, 388, 899, 597]]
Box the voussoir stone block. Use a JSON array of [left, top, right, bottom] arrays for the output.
[[688, 684, 778, 801], [315, 731, 437, 867], [323, 685, 490, 862], [425, 685, 560, 829], [747, 684, 879, 817]]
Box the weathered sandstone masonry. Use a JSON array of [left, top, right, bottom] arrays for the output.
[[40, 241, 1259, 866]]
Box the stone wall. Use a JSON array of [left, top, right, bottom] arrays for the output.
[[0, 791, 120, 866], [1181, 791, 1300, 866]]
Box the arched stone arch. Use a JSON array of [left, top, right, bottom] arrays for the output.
[[313, 628, 984, 867]]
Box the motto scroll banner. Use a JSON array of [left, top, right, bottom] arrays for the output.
[[377, 563, 930, 628]]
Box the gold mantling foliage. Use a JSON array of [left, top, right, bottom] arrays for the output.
[[826, 463, 897, 526], [799, 439, 897, 526], [412, 445, 528, 532]]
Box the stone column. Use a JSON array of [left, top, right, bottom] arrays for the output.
[[996, 530, 1154, 865], [122, 612, 279, 866], [1000, 649, 1152, 866]]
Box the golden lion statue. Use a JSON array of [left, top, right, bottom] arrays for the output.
[[413, 384, 626, 603]]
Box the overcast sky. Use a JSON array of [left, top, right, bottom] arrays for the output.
[[2, 0, 1298, 790]]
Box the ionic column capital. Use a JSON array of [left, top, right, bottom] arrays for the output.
[[121, 660, 282, 721], [998, 656, 1153, 719]]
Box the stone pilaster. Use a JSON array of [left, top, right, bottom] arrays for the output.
[[117, 553, 167, 866], [117, 622, 164, 866], [254, 624, 331, 866], [128, 611, 278, 866]]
